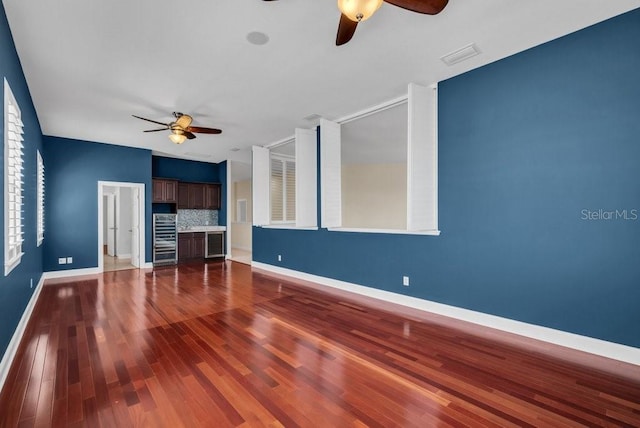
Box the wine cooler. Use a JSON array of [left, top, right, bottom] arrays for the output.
[[153, 214, 177, 265]]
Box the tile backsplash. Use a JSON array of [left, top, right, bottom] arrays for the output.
[[177, 209, 218, 228]]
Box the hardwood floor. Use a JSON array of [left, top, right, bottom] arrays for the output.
[[103, 255, 135, 272], [1, 261, 638, 427]]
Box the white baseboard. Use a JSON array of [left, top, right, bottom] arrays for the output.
[[43, 267, 101, 279], [252, 262, 640, 366], [116, 254, 131, 259], [0, 275, 45, 394]]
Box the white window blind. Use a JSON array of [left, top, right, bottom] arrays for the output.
[[37, 150, 45, 246], [270, 155, 295, 223], [4, 79, 25, 275]]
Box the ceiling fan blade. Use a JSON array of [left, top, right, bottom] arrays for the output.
[[186, 126, 222, 135], [184, 131, 197, 140], [132, 115, 170, 127], [143, 127, 169, 132], [175, 113, 193, 129], [336, 14, 358, 46], [383, 0, 448, 15]]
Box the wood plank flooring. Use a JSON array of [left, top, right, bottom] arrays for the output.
[[0, 261, 639, 427]]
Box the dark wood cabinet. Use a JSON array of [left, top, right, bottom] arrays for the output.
[[152, 179, 178, 203], [192, 233, 205, 258], [178, 232, 206, 261], [177, 182, 189, 209], [188, 183, 205, 209], [177, 182, 221, 210], [204, 184, 221, 210]]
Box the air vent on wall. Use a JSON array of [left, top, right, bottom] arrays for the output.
[[441, 43, 481, 66]]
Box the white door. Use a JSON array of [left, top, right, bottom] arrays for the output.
[[130, 187, 141, 267], [107, 194, 116, 256]]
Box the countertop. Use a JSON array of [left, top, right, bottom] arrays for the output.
[[178, 226, 226, 233]]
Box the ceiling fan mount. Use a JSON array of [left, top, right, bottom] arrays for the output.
[[133, 112, 222, 144], [263, 0, 448, 45]]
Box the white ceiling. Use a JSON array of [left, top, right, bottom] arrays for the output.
[[4, 0, 639, 164]]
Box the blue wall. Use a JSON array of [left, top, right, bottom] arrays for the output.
[[152, 156, 220, 183], [0, 5, 45, 359], [42, 137, 152, 271], [254, 9, 640, 348], [151, 155, 226, 225]]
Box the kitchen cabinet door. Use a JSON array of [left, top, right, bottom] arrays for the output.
[[177, 182, 189, 209], [152, 179, 178, 203], [178, 233, 192, 261], [192, 233, 206, 258], [188, 183, 205, 209], [204, 184, 221, 210]]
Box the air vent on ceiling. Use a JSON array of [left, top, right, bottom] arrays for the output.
[[303, 113, 322, 122], [441, 43, 480, 66]]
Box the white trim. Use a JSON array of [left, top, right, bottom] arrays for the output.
[[294, 128, 318, 228], [335, 95, 408, 125], [116, 254, 132, 259], [43, 267, 101, 279], [252, 146, 270, 226], [251, 262, 640, 366], [328, 227, 441, 236], [0, 276, 45, 393], [319, 118, 342, 228], [226, 161, 232, 259], [259, 225, 318, 231], [97, 181, 146, 272]]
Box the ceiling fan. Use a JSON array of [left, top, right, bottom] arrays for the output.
[[264, 0, 448, 45], [132, 112, 222, 144]]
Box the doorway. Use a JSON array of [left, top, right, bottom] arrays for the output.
[[98, 181, 145, 272], [227, 161, 252, 265]]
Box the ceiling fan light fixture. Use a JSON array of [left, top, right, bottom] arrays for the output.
[[337, 0, 383, 22], [169, 133, 187, 144]]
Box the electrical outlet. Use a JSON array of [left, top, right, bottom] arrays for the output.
[[402, 276, 410, 286], [67, 257, 73, 264], [58, 257, 67, 265], [277, 254, 282, 262]]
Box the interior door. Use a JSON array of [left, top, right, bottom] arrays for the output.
[[130, 187, 141, 267], [107, 194, 116, 256]]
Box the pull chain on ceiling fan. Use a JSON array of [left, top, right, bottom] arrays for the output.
[[263, 0, 448, 45], [132, 112, 222, 144]]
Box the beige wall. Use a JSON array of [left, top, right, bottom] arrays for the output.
[[231, 179, 252, 251], [341, 163, 407, 230]]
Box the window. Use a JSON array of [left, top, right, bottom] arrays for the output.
[[4, 79, 25, 275], [270, 152, 296, 223], [253, 128, 317, 229], [37, 150, 45, 246], [321, 82, 439, 235]]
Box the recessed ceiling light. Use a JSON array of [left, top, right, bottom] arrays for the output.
[[247, 31, 269, 46]]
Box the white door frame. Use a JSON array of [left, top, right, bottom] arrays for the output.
[[98, 181, 146, 271]]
